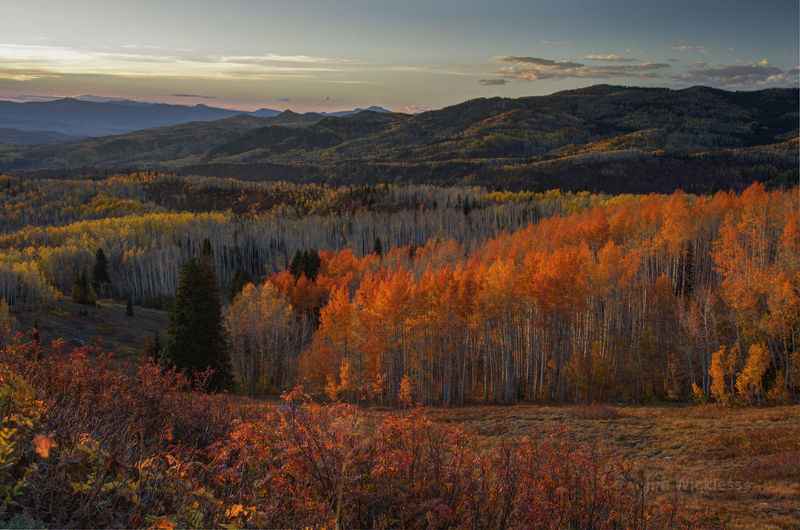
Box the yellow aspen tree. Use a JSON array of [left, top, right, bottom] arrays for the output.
[[735, 343, 770, 405], [709, 345, 730, 404]]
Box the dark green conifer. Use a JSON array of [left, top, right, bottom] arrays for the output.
[[92, 248, 110, 285], [71, 270, 96, 305], [289, 250, 303, 280], [164, 257, 231, 390], [228, 267, 253, 301], [303, 249, 321, 281]]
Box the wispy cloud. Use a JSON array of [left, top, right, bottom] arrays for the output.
[[677, 60, 799, 89], [171, 93, 218, 99], [0, 43, 354, 81], [0, 93, 59, 102], [478, 78, 508, 86], [490, 56, 670, 81], [583, 54, 635, 62], [669, 44, 709, 53]]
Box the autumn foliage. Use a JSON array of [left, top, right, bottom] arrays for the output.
[[0, 334, 686, 528], [226, 183, 799, 406]]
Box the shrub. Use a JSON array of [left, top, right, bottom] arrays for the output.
[[0, 337, 683, 528]]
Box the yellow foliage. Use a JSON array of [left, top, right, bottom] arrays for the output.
[[736, 343, 770, 404]]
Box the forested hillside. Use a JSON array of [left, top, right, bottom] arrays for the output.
[[0, 173, 619, 307], [2, 85, 797, 193], [1, 172, 797, 406]]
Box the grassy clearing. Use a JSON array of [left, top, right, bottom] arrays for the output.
[[421, 404, 800, 529], [16, 296, 167, 359]]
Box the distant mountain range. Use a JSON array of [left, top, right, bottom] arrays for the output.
[[1, 85, 797, 193], [0, 97, 392, 138]]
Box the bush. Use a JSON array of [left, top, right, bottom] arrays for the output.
[[0, 337, 683, 528]]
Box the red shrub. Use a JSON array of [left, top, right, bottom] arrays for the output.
[[1, 337, 683, 528]]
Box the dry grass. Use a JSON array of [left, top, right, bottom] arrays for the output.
[[422, 404, 800, 529], [17, 295, 167, 359], [568, 402, 619, 420]]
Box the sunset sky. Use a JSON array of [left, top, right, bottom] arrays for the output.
[[1, 0, 797, 112]]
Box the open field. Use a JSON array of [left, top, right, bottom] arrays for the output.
[[415, 404, 800, 529], [16, 296, 167, 360]]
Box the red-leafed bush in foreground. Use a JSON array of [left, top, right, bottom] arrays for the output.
[[1, 335, 686, 528]]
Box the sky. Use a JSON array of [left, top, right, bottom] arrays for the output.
[[0, 0, 797, 112]]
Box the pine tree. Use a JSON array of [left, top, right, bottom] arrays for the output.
[[71, 270, 96, 305], [289, 250, 304, 280], [92, 248, 110, 285], [373, 237, 383, 257], [303, 249, 321, 281], [144, 330, 163, 360], [126, 296, 133, 316], [164, 257, 231, 390], [200, 238, 217, 281], [228, 267, 253, 301]]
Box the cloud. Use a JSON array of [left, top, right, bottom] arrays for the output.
[[171, 93, 218, 99], [490, 56, 669, 81], [478, 78, 508, 86], [583, 54, 635, 62], [279, 98, 290, 102], [0, 43, 354, 81], [400, 105, 431, 114], [0, 93, 59, 102], [687, 61, 708, 68], [669, 45, 709, 53], [677, 60, 799, 89], [492, 56, 584, 68]]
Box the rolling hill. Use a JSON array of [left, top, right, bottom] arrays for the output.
[[1, 85, 797, 192]]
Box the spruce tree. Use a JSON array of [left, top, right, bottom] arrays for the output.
[[164, 257, 231, 390], [71, 270, 96, 305], [144, 330, 163, 360], [228, 267, 252, 301], [289, 250, 303, 280], [373, 237, 383, 257], [126, 296, 133, 316], [303, 249, 321, 281], [92, 248, 110, 285]]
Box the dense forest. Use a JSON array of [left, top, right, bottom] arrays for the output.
[[1, 173, 797, 407], [0, 172, 618, 306]]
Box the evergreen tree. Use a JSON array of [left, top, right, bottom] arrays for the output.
[[228, 267, 253, 301], [92, 248, 110, 285], [71, 270, 96, 305], [303, 249, 321, 281], [373, 237, 383, 257], [289, 250, 304, 280], [164, 257, 231, 390], [126, 296, 133, 316], [200, 238, 217, 282], [290, 249, 321, 281], [144, 330, 163, 360]]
